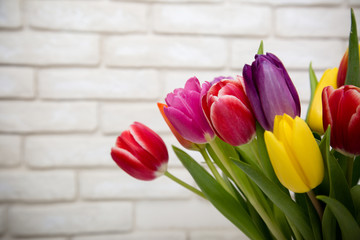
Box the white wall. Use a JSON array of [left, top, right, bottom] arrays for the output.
[[0, 0, 359, 239]]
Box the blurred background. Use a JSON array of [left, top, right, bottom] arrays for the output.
[[0, 0, 359, 239]]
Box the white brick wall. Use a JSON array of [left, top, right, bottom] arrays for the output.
[[0, 0, 358, 239]]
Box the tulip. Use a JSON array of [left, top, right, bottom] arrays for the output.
[[322, 85, 360, 156], [111, 122, 168, 181], [164, 77, 214, 144], [337, 46, 360, 87], [201, 76, 256, 146], [157, 102, 202, 151], [243, 53, 301, 131], [307, 68, 338, 134], [264, 114, 324, 193]]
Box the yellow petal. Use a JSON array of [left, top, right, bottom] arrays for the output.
[[307, 68, 338, 134], [264, 131, 311, 193], [273, 115, 283, 139], [291, 117, 324, 189]]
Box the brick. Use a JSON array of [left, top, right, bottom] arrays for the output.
[[9, 202, 132, 236], [350, 0, 360, 6], [153, 5, 270, 36], [0, 0, 21, 28], [102, 103, 168, 134], [0, 171, 75, 202], [190, 230, 248, 240], [39, 69, 160, 100], [0, 206, 5, 234], [136, 200, 234, 229], [73, 232, 186, 240], [231, 0, 341, 4], [231, 39, 344, 70], [105, 36, 226, 68], [113, 0, 221, 2], [0, 102, 97, 133], [276, 8, 355, 37], [0, 135, 21, 167], [80, 168, 193, 200], [25, 136, 113, 168], [0, 67, 34, 98], [15, 238, 66, 240], [27, 1, 147, 33], [0, 32, 98, 65]]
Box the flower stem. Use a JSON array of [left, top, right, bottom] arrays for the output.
[[208, 138, 287, 240], [199, 148, 234, 196], [164, 171, 206, 199], [307, 190, 323, 221]]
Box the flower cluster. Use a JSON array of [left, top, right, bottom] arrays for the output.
[[110, 10, 360, 240]]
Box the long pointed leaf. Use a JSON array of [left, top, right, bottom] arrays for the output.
[[306, 62, 318, 122], [318, 196, 360, 240], [345, 8, 360, 87], [173, 146, 266, 240], [233, 160, 314, 240]]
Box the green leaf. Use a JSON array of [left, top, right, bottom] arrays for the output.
[[233, 160, 314, 240], [345, 8, 360, 87], [351, 185, 360, 224], [318, 196, 360, 240], [306, 62, 318, 122], [257, 40, 264, 55], [321, 128, 355, 215], [322, 207, 337, 240], [173, 146, 266, 240], [352, 156, 360, 187]]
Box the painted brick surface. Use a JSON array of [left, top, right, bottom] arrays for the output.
[[0, 1, 357, 239]]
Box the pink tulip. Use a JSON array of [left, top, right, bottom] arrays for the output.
[[202, 76, 256, 146], [111, 122, 168, 181]]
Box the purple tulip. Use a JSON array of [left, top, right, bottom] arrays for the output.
[[164, 77, 215, 143], [243, 53, 301, 131]]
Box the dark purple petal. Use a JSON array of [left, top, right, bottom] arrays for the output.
[[243, 63, 271, 130]]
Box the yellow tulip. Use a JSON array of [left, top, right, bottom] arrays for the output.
[[307, 68, 338, 134], [264, 114, 324, 193]]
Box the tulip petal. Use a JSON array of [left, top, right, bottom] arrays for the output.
[[256, 59, 297, 130], [264, 131, 310, 193], [184, 76, 201, 92], [348, 103, 360, 155], [111, 147, 156, 181], [210, 96, 255, 146], [164, 106, 208, 143], [116, 131, 159, 171], [292, 117, 324, 189], [130, 122, 169, 167], [322, 86, 335, 131], [243, 64, 270, 130]]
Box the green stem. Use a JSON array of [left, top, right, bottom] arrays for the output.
[[208, 139, 286, 240], [164, 171, 206, 199], [199, 148, 234, 195], [346, 156, 355, 187], [307, 190, 323, 221]]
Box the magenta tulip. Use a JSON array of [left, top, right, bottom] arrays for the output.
[[111, 122, 168, 181], [322, 85, 360, 156], [201, 76, 256, 146], [164, 77, 215, 143]]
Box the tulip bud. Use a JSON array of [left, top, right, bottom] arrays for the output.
[[111, 122, 168, 181], [307, 68, 338, 134], [322, 85, 360, 156], [164, 77, 215, 144], [337, 46, 360, 87], [201, 76, 256, 146], [157, 102, 203, 151], [264, 114, 324, 193], [243, 53, 301, 131]]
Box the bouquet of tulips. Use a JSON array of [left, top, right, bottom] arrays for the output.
[[110, 9, 360, 240]]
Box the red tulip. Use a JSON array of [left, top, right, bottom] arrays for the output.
[[322, 85, 360, 156], [337, 49, 349, 87], [111, 122, 168, 180], [201, 76, 256, 146]]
